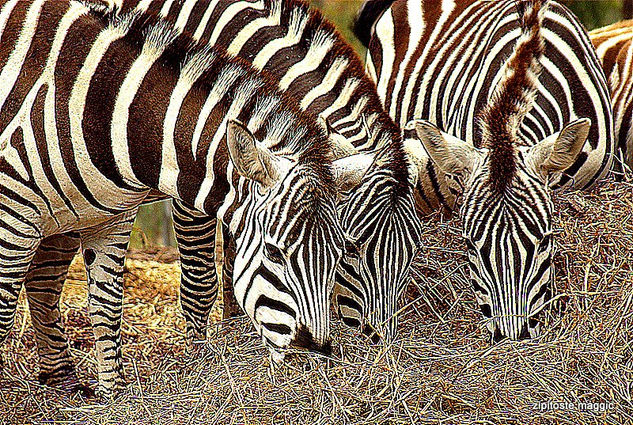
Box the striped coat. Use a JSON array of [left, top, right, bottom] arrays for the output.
[[358, 0, 614, 341], [24, 0, 424, 371], [0, 0, 346, 395], [590, 20, 633, 169]]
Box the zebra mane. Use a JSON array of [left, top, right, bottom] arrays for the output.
[[84, 3, 337, 198], [277, 0, 412, 193], [478, 0, 546, 192], [352, 0, 397, 47]]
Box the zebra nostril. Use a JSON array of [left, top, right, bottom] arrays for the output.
[[318, 340, 333, 356], [518, 323, 531, 341], [362, 324, 381, 344], [480, 303, 492, 318], [291, 325, 331, 356], [492, 327, 505, 344]]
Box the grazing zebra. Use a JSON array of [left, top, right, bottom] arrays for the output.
[[357, 0, 614, 341], [0, 0, 353, 395], [590, 21, 633, 169], [23, 0, 424, 381]]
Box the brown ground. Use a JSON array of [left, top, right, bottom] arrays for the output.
[[1, 179, 632, 425]]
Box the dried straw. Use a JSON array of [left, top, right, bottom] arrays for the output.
[[1, 176, 632, 424]]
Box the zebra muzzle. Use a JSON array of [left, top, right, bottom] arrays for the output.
[[291, 325, 332, 356]]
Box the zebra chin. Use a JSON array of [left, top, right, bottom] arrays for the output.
[[481, 301, 546, 342], [262, 324, 333, 361]]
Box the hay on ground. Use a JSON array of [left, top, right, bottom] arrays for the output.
[[1, 178, 632, 424]]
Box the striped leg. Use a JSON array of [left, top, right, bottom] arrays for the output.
[[172, 200, 218, 343], [0, 225, 40, 346], [79, 211, 136, 398], [25, 233, 80, 390], [221, 225, 242, 320]]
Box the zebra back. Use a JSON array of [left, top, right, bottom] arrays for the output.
[[368, 0, 614, 193], [590, 20, 633, 168]]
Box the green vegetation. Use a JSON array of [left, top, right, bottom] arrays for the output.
[[566, 0, 622, 30]]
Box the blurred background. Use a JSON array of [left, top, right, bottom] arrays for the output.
[[130, 0, 630, 249]]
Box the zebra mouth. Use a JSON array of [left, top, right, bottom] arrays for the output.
[[362, 323, 382, 344], [290, 325, 332, 356]]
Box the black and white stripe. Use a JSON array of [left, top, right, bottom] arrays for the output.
[[0, 0, 346, 395], [130, 0, 423, 341], [22, 0, 424, 356], [590, 20, 633, 171], [360, 0, 614, 341]]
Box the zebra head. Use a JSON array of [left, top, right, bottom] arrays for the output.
[[331, 143, 422, 342], [411, 0, 593, 342], [225, 120, 345, 358], [413, 118, 590, 341]]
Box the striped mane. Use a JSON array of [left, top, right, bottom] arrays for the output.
[[352, 0, 396, 47], [277, 0, 411, 193], [85, 3, 337, 198], [478, 0, 546, 192]]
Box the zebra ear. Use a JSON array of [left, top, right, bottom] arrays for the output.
[[226, 120, 278, 187], [319, 117, 358, 160], [332, 153, 375, 192], [526, 118, 591, 181], [409, 119, 481, 184]]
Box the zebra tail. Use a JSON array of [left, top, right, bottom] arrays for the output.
[[479, 0, 547, 192], [352, 0, 396, 47]]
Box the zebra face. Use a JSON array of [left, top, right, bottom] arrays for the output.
[[461, 170, 554, 341], [331, 152, 422, 341], [226, 121, 345, 357], [413, 118, 591, 342]]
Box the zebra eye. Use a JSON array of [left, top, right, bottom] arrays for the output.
[[538, 234, 551, 254], [344, 241, 360, 258], [465, 239, 477, 253], [264, 243, 284, 264]]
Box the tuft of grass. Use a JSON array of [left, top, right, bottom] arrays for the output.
[[2, 173, 633, 424]]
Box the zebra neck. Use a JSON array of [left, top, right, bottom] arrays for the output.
[[79, 7, 318, 215]]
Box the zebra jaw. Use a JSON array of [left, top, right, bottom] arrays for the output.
[[269, 346, 286, 364]]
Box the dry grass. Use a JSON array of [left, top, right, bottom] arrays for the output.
[[1, 177, 632, 424]]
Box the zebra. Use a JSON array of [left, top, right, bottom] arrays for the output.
[[0, 0, 356, 395], [21, 0, 425, 384], [590, 21, 633, 169], [356, 0, 614, 341]]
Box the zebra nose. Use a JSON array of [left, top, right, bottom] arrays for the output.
[[492, 327, 505, 344], [291, 325, 332, 356], [518, 323, 531, 341]]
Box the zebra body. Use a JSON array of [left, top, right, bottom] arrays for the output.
[[0, 0, 347, 395], [360, 0, 614, 340], [23, 0, 424, 384], [590, 20, 633, 168], [112, 0, 423, 340]]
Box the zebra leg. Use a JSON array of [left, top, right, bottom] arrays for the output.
[[79, 211, 135, 398], [172, 200, 218, 344], [0, 225, 40, 346], [25, 232, 81, 390], [221, 226, 242, 320]]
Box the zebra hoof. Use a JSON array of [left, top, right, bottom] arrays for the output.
[[95, 382, 126, 402], [38, 366, 95, 397]]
